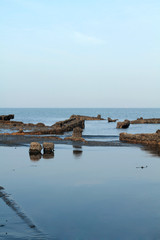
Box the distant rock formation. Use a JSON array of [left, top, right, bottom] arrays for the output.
[[108, 117, 118, 122], [131, 118, 160, 124], [52, 117, 85, 133], [0, 114, 14, 121], [120, 130, 160, 146], [117, 120, 130, 129], [70, 114, 105, 120]]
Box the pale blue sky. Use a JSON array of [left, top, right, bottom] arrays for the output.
[[0, 0, 160, 107]]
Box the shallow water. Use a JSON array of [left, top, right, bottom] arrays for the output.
[[1, 145, 160, 239]]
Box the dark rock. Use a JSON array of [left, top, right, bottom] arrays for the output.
[[108, 117, 118, 122], [117, 120, 130, 129], [0, 114, 14, 121], [156, 129, 160, 135]]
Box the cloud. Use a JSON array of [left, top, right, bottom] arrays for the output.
[[74, 32, 105, 45]]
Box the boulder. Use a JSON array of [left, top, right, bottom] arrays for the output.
[[72, 127, 83, 138], [64, 127, 85, 142], [117, 120, 130, 129], [0, 114, 14, 121], [29, 142, 42, 155], [156, 129, 160, 135], [43, 142, 54, 153]]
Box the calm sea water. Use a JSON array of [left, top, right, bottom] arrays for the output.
[[0, 145, 160, 240], [0, 108, 160, 141], [0, 108, 160, 239]]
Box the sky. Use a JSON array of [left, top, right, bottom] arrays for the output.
[[0, 0, 160, 108]]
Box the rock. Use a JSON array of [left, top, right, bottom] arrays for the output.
[[36, 123, 45, 127], [156, 130, 160, 135], [43, 142, 54, 153], [52, 117, 85, 133], [117, 120, 130, 129], [70, 114, 105, 120], [97, 114, 101, 119], [18, 128, 23, 133], [131, 118, 160, 124], [64, 127, 85, 142], [72, 127, 83, 138], [0, 114, 14, 121], [108, 117, 118, 122], [29, 142, 42, 155], [120, 131, 160, 146]]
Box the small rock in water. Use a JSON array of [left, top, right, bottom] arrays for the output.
[[43, 142, 54, 153], [29, 142, 42, 155]]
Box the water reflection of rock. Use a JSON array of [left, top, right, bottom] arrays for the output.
[[43, 152, 54, 159], [141, 145, 160, 157], [73, 145, 83, 158], [29, 154, 41, 161]]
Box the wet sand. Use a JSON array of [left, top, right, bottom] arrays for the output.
[[1, 145, 160, 239]]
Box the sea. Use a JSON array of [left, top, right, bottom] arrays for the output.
[[0, 108, 160, 240], [0, 108, 160, 141]]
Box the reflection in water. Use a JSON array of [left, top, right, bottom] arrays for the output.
[[0, 187, 37, 229], [29, 153, 41, 161], [73, 145, 83, 158], [43, 152, 54, 159], [141, 145, 160, 157]]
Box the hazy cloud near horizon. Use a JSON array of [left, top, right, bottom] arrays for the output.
[[0, 0, 160, 108]]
